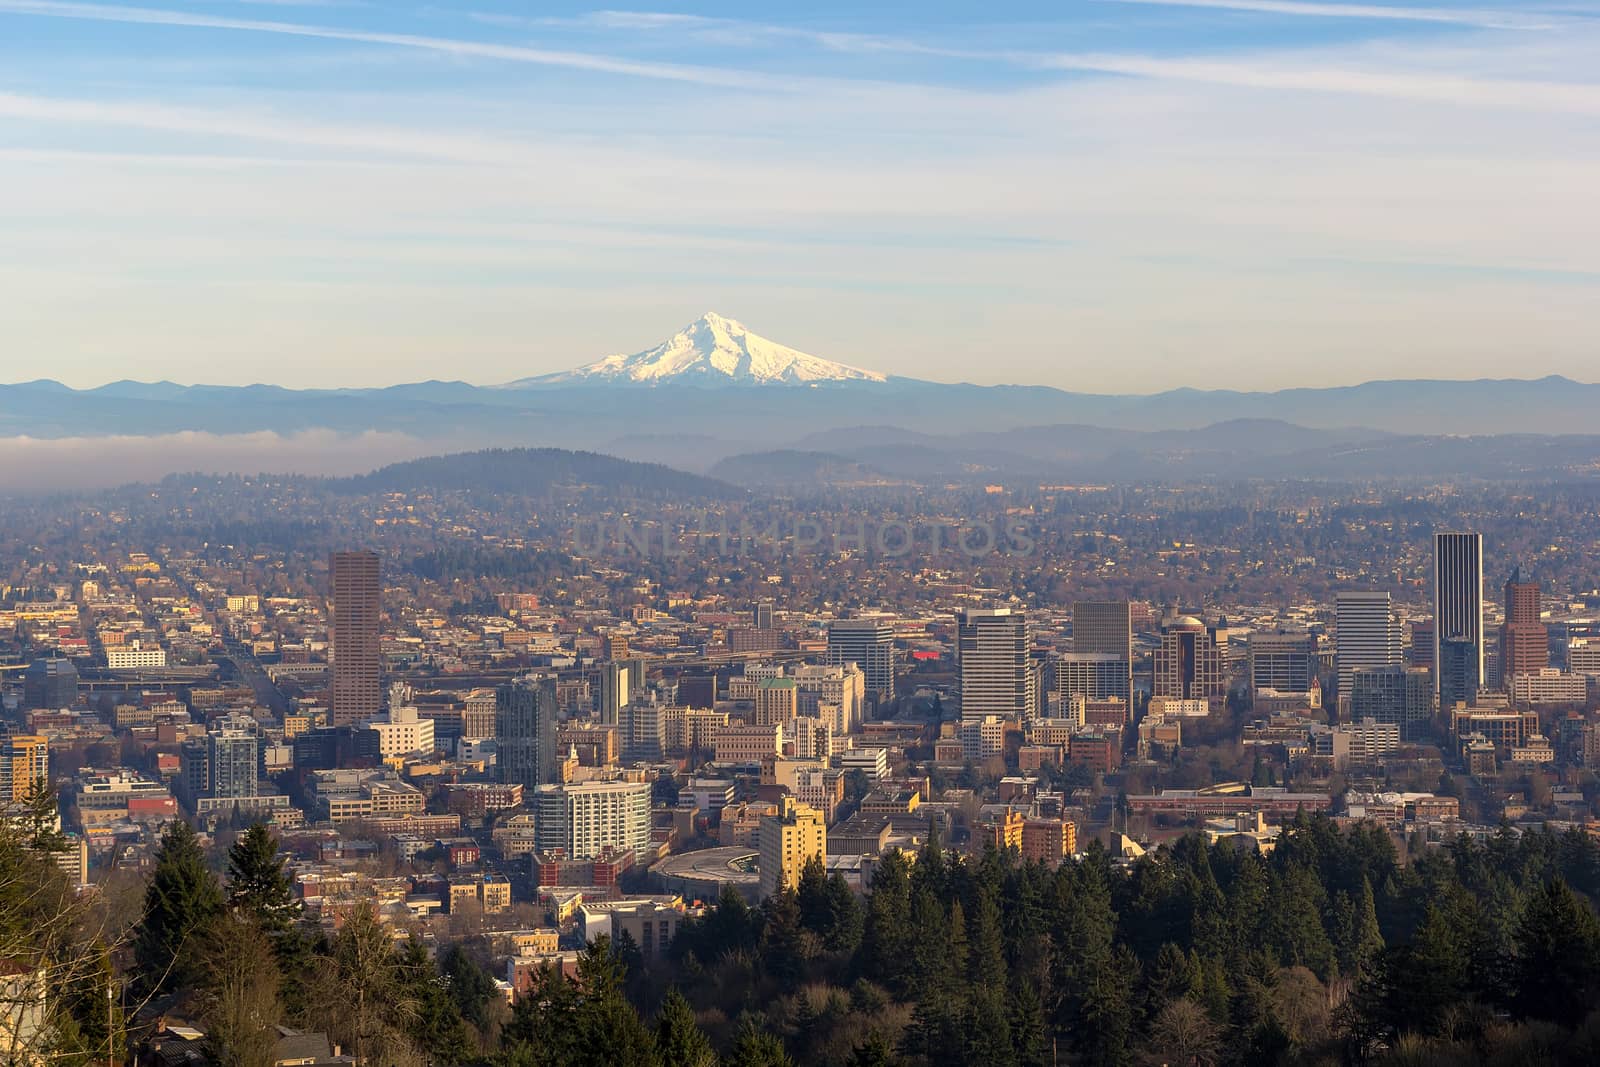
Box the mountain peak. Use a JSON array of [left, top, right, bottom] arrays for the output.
[[513, 313, 888, 387]]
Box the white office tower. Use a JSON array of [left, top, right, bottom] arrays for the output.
[[956, 607, 1037, 722], [1335, 592, 1401, 713], [533, 779, 652, 860]]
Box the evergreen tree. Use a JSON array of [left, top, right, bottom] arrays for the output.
[[1076, 944, 1136, 1067], [912, 821, 946, 898], [759, 889, 813, 989], [573, 935, 657, 1066], [1510, 878, 1600, 1027], [726, 1015, 794, 1067], [1140, 942, 1199, 1021], [860, 851, 915, 992], [796, 855, 830, 935], [501, 960, 583, 1065], [1338, 876, 1384, 977], [225, 823, 299, 934], [846, 1031, 900, 1067], [1008, 976, 1048, 1067], [821, 871, 864, 953], [1379, 902, 1472, 1038], [137, 820, 225, 994], [968, 888, 1007, 991], [687, 884, 758, 964], [654, 989, 717, 1067], [396, 938, 475, 1066], [964, 983, 1015, 1067], [441, 943, 500, 1034]]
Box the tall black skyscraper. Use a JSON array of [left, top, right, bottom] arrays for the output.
[[496, 675, 558, 791], [1433, 532, 1483, 708]]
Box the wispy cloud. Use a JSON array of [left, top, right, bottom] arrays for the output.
[[1100, 0, 1569, 31], [1035, 51, 1600, 113], [0, 90, 540, 163], [472, 5, 1600, 113], [0, 0, 782, 88], [6, 1, 1596, 115], [488, 8, 1004, 60]]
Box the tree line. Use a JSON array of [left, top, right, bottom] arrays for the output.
[[7, 810, 1600, 1065]]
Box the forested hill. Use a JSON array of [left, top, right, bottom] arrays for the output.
[[332, 447, 742, 500]]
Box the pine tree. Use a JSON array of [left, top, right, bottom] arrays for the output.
[[654, 989, 716, 1067], [1009, 976, 1049, 1067], [502, 960, 582, 1065], [574, 935, 657, 1066], [1383, 902, 1471, 1037], [964, 982, 1015, 1067], [441, 943, 500, 1034], [796, 854, 829, 930], [1076, 944, 1136, 1067], [225, 823, 299, 934], [759, 889, 813, 989], [1341, 876, 1384, 977], [821, 871, 864, 953], [968, 888, 1007, 992], [726, 1015, 794, 1067], [846, 1031, 901, 1067], [860, 851, 914, 993], [137, 820, 225, 994], [1511, 878, 1600, 1027], [396, 938, 475, 1066], [698, 884, 758, 962], [912, 820, 946, 898], [1140, 942, 1199, 1021]]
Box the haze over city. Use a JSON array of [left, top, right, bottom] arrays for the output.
[[7, 4, 1600, 1067]]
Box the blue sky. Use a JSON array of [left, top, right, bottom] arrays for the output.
[[2, 0, 1597, 391]]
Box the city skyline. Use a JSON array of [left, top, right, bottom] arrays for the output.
[[7, 2, 1600, 1059], [4, 1, 1599, 390]]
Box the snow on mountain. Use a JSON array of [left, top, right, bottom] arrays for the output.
[[512, 313, 888, 386]]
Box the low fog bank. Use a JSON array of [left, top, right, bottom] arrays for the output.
[[0, 430, 451, 490]]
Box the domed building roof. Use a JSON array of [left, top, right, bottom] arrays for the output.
[[1170, 615, 1206, 630]]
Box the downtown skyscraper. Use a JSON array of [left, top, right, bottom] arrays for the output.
[[1335, 591, 1402, 712], [1434, 532, 1484, 709], [1500, 567, 1548, 683], [827, 615, 897, 707], [329, 550, 382, 727], [1070, 600, 1135, 706], [956, 607, 1037, 722], [497, 674, 559, 791]]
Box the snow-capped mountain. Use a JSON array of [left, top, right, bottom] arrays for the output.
[[512, 312, 888, 387]]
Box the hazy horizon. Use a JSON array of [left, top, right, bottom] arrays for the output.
[[4, 1, 1598, 391], [2, 311, 1596, 394]]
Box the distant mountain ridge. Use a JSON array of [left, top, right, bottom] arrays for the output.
[[5, 317, 1600, 491], [332, 448, 741, 500]]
